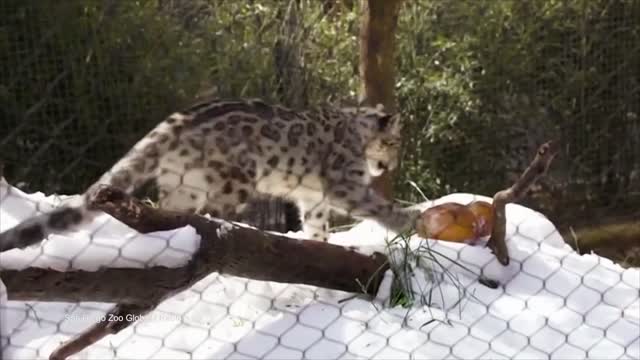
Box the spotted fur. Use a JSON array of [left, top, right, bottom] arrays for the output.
[[0, 98, 419, 251]]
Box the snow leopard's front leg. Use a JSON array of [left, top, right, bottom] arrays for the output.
[[326, 183, 420, 235], [297, 199, 331, 242]]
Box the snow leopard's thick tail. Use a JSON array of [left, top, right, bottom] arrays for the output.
[[0, 117, 174, 253]]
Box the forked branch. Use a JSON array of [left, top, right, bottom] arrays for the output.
[[487, 140, 559, 265]]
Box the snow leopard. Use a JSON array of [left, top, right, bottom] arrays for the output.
[[0, 98, 420, 251]]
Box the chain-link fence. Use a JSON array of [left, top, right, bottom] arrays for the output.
[[1, 0, 639, 359], [1, 183, 638, 359]]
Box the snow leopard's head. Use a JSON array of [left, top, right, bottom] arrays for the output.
[[344, 104, 404, 177]]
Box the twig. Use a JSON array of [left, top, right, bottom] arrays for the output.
[[488, 140, 559, 265], [48, 303, 153, 360]]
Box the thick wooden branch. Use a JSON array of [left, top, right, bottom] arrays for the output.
[[2, 187, 390, 302], [1, 187, 389, 359], [487, 140, 559, 265]]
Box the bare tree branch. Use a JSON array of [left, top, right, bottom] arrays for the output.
[[48, 303, 152, 360], [488, 140, 560, 265], [2, 187, 390, 303], [1, 186, 390, 359]]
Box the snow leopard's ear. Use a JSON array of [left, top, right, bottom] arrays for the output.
[[377, 113, 402, 135]]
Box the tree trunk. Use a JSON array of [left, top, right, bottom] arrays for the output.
[[358, 0, 404, 199]]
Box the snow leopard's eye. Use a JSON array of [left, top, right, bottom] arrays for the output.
[[380, 139, 398, 148]]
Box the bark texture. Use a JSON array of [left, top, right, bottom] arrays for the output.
[[358, 0, 404, 199]]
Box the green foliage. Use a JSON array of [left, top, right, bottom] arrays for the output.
[[0, 0, 208, 192], [393, 0, 640, 221]]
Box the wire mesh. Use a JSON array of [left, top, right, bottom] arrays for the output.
[[0, 0, 639, 359]]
